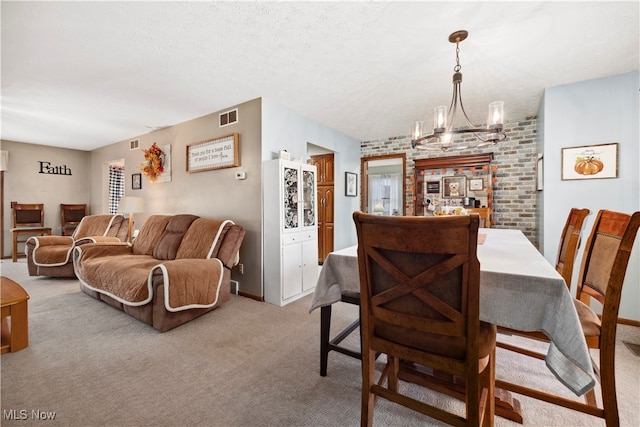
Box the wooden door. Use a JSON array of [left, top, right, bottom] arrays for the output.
[[311, 153, 334, 263], [311, 154, 335, 186], [317, 186, 334, 261]]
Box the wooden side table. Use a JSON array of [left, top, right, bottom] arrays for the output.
[[1, 276, 30, 354]]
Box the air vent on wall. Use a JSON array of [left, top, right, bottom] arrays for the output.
[[219, 109, 238, 127], [130, 139, 140, 150]]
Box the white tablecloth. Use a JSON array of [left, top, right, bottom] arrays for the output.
[[309, 228, 595, 396]]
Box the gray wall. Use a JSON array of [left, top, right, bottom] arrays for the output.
[[88, 98, 263, 297], [1, 140, 90, 257], [541, 71, 639, 321]]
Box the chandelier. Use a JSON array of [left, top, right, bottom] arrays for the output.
[[411, 30, 506, 151]]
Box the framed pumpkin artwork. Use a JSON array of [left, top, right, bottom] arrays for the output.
[[561, 142, 618, 180]]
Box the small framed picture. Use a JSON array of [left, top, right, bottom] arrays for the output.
[[469, 178, 484, 191], [426, 181, 440, 194], [132, 173, 142, 190], [536, 155, 544, 191], [345, 172, 358, 197], [442, 176, 466, 198]]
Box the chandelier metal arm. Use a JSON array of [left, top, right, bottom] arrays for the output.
[[411, 127, 505, 148]]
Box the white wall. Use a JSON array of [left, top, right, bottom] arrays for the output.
[[542, 71, 639, 321], [261, 98, 362, 251]]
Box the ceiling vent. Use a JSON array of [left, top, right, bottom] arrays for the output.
[[219, 109, 238, 127], [130, 139, 140, 150]]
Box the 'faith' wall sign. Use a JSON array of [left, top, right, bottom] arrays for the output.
[[39, 161, 72, 176]]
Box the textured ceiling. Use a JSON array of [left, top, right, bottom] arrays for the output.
[[1, 1, 638, 151]]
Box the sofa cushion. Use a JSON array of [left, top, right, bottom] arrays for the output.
[[73, 215, 122, 239], [132, 215, 172, 256], [77, 254, 160, 304], [175, 218, 232, 260], [104, 215, 130, 241], [153, 214, 199, 260]]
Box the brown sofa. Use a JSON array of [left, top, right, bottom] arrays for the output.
[[73, 214, 245, 332], [26, 214, 130, 278]]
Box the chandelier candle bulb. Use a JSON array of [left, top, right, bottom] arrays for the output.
[[434, 105, 447, 130], [487, 101, 504, 128], [412, 121, 424, 140]]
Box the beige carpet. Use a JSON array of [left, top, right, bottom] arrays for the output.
[[1, 259, 638, 427]]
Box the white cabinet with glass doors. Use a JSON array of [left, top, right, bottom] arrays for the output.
[[263, 159, 318, 306]]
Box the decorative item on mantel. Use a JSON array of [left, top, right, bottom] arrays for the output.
[[141, 143, 165, 182], [411, 30, 507, 151]]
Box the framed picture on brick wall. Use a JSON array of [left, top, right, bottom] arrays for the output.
[[442, 176, 466, 198], [426, 181, 440, 194], [469, 178, 484, 191]]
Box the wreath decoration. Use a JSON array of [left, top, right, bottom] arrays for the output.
[[141, 143, 165, 182]]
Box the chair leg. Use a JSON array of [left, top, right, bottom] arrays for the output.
[[361, 348, 376, 427], [320, 305, 331, 377], [466, 361, 481, 425], [483, 348, 496, 427], [12, 232, 18, 262], [599, 348, 619, 427], [387, 356, 399, 393]]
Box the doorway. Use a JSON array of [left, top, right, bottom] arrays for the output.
[[361, 154, 406, 216]]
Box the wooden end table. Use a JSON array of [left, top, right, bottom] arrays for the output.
[[1, 276, 30, 354]]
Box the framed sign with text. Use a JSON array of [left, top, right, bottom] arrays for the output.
[[186, 133, 239, 173]]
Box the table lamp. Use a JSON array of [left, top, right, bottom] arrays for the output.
[[118, 196, 145, 242]]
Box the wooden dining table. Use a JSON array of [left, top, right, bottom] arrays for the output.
[[309, 227, 596, 423]]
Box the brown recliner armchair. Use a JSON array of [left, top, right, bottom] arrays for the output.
[[26, 214, 130, 278]]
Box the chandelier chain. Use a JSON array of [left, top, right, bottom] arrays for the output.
[[454, 42, 461, 72]]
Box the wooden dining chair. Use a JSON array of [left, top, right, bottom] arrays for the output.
[[554, 208, 590, 289], [60, 203, 88, 236], [496, 209, 640, 427], [10, 203, 52, 262], [353, 212, 496, 427], [467, 207, 491, 228], [496, 207, 590, 374]]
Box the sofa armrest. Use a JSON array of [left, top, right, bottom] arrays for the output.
[[151, 258, 226, 311], [215, 224, 246, 269], [27, 235, 74, 248]]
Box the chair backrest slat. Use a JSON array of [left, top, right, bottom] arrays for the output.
[[13, 203, 45, 227], [576, 210, 640, 312], [555, 208, 590, 289]]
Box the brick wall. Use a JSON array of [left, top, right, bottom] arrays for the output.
[[361, 117, 538, 242]]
